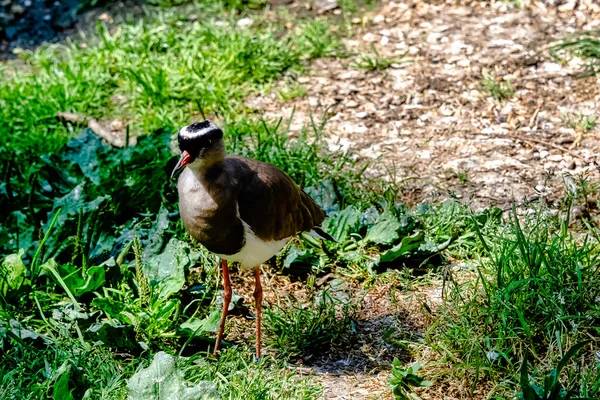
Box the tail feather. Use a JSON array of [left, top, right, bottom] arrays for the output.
[[308, 227, 337, 243]]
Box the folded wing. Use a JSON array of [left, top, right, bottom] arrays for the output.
[[233, 157, 326, 242]]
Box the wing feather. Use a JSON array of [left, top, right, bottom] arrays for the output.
[[232, 157, 326, 241]]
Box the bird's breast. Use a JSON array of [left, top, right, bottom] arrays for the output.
[[177, 169, 245, 255]]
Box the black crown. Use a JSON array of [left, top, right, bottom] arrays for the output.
[[178, 120, 223, 153]]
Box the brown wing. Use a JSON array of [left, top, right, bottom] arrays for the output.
[[230, 156, 326, 241]]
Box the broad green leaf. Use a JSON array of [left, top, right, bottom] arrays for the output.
[[227, 292, 245, 312], [417, 237, 452, 253], [44, 261, 106, 298], [73, 266, 105, 296], [388, 359, 432, 399], [178, 309, 221, 338], [91, 297, 127, 319], [52, 362, 75, 400], [40, 182, 113, 264], [0, 319, 51, 345], [40, 259, 78, 306], [379, 232, 425, 263], [364, 210, 402, 245], [473, 206, 503, 225], [45, 183, 108, 239], [87, 320, 140, 350], [153, 299, 181, 321], [60, 129, 106, 185], [126, 351, 219, 400], [543, 370, 558, 396], [144, 238, 199, 299], [323, 206, 361, 243], [0, 249, 26, 296], [58, 265, 105, 297], [519, 354, 540, 400], [134, 205, 171, 260], [2, 212, 34, 257], [282, 246, 319, 270]]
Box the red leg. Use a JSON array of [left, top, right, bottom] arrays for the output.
[[253, 266, 263, 361], [213, 259, 232, 357]]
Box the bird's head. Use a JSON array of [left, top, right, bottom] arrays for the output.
[[171, 120, 225, 178]]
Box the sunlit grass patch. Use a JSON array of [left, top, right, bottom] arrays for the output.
[[277, 81, 308, 101], [0, 6, 341, 154], [351, 45, 410, 71], [427, 200, 600, 396], [188, 347, 322, 399], [552, 30, 600, 77]]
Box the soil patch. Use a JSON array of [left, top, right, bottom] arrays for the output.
[[251, 0, 600, 210]]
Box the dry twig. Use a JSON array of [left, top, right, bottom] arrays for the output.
[[57, 111, 128, 147]]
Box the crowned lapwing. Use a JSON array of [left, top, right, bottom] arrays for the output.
[[171, 120, 334, 360]]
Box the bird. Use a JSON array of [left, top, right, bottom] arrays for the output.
[[171, 119, 335, 360]]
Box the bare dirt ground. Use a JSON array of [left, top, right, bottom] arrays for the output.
[[229, 268, 428, 400], [251, 0, 600, 211]]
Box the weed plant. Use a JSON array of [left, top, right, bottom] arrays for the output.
[[264, 289, 358, 358], [429, 199, 600, 395], [564, 113, 597, 133], [0, 3, 353, 397], [352, 45, 410, 71], [480, 73, 514, 102], [186, 347, 322, 398], [552, 30, 600, 77]]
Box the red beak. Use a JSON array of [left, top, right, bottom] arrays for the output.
[[171, 150, 192, 179]]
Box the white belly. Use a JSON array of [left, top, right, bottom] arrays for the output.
[[215, 221, 290, 269]]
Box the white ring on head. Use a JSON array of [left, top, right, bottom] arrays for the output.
[[179, 121, 220, 139]]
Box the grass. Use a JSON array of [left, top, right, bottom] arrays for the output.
[[0, 319, 135, 399], [427, 196, 600, 396], [0, 4, 341, 154], [0, 119, 345, 397], [352, 45, 409, 71], [518, 341, 595, 400], [455, 170, 469, 184], [0, 320, 320, 399], [564, 113, 597, 133], [480, 73, 514, 102], [0, 2, 360, 398], [3, 119, 600, 398], [277, 82, 308, 101], [552, 30, 600, 77], [264, 289, 358, 358], [186, 348, 322, 399]]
